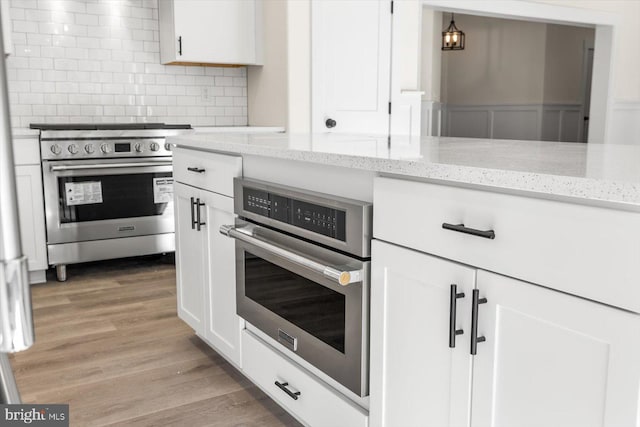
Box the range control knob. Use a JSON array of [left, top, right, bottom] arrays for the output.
[[50, 144, 62, 155], [149, 142, 160, 152], [164, 142, 172, 151], [134, 142, 144, 153], [100, 143, 112, 154], [68, 144, 79, 155], [84, 144, 95, 154]]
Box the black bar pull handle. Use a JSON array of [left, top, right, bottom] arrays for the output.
[[449, 284, 465, 348], [275, 381, 300, 401], [442, 223, 495, 240], [470, 289, 487, 355], [187, 167, 205, 173], [178, 36, 182, 56], [196, 199, 205, 231], [190, 197, 196, 230]]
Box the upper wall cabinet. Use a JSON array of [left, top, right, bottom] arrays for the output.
[[158, 0, 263, 66]]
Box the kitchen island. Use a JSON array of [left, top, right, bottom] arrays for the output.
[[169, 132, 640, 427]]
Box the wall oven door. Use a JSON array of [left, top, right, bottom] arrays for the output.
[[43, 158, 174, 244], [225, 221, 369, 397]]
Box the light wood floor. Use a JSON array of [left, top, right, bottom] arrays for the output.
[[9, 256, 301, 427]]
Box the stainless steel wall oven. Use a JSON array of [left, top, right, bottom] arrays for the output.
[[35, 124, 192, 281], [220, 178, 372, 397]]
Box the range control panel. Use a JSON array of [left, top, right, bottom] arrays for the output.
[[243, 187, 347, 241], [41, 139, 173, 160]]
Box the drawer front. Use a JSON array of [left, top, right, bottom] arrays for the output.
[[242, 330, 368, 427], [173, 147, 242, 196], [374, 177, 640, 314]]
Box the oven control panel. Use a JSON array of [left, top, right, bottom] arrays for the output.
[[243, 187, 347, 241], [41, 139, 172, 160]]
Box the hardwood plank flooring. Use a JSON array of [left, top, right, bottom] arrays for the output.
[[9, 256, 301, 427]]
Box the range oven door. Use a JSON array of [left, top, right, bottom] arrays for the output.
[[43, 158, 174, 244], [224, 221, 369, 397]]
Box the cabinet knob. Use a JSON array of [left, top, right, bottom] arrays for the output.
[[325, 118, 337, 129]]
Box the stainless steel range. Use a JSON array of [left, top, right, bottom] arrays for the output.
[[33, 123, 193, 281]]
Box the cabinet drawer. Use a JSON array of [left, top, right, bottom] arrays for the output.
[[373, 177, 640, 314], [242, 330, 368, 427], [173, 147, 242, 196]]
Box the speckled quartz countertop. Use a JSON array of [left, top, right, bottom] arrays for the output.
[[170, 133, 640, 210]]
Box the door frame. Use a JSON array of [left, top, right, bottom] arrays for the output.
[[422, 0, 619, 143]]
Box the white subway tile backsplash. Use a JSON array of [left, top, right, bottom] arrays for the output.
[[7, 0, 247, 128]]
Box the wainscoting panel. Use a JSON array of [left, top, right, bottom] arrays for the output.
[[609, 102, 640, 145], [492, 109, 540, 140], [448, 109, 491, 138], [442, 104, 583, 142]]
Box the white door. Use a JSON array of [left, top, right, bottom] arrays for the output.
[[472, 270, 640, 427], [370, 240, 476, 427], [311, 0, 391, 134], [173, 0, 256, 64], [174, 183, 205, 334], [201, 190, 243, 367]]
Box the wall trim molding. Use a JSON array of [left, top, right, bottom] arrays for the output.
[[609, 101, 640, 145], [440, 103, 583, 142]]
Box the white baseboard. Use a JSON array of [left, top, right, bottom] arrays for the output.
[[608, 102, 640, 145], [441, 103, 584, 142]]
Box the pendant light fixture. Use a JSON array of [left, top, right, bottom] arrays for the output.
[[442, 13, 465, 51]]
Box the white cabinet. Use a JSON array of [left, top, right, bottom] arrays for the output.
[[242, 330, 368, 427], [370, 239, 640, 427], [13, 137, 47, 284], [174, 149, 242, 367], [311, 0, 391, 134], [14, 165, 47, 278], [158, 0, 262, 66], [200, 190, 242, 367], [370, 240, 475, 427], [174, 182, 206, 333], [472, 270, 640, 427]]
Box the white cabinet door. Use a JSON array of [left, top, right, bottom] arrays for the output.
[[159, 0, 260, 65], [201, 189, 243, 367], [370, 240, 476, 427], [174, 183, 205, 334], [311, 0, 391, 134], [14, 165, 47, 272], [472, 270, 640, 427]]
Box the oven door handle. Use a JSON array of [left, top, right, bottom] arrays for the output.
[[49, 161, 172, 171], [219, 224, 362, 286]]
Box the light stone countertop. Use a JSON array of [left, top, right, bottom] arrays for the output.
[[170, 132, 640, 210]]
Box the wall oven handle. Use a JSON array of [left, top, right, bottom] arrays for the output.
[[220, 224, 363, 286], [50, 162, 172, 172]]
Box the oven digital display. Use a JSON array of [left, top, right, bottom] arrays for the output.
[[114, 143, 130, 152], [243, 187, 346, 241]]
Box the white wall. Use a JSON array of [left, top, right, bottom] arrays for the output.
[[543, 23, 595, 104], [247, 0, 287, 127], [6, 0, 248, 130], [247, 0, 310, 132], [532, 0, 640, 103], [441, 14, 548, 105]]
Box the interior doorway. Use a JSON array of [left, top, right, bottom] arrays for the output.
[[435, 13, 595, 143]]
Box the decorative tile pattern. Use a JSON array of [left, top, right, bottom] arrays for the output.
[[6, 0, 248, 129]]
